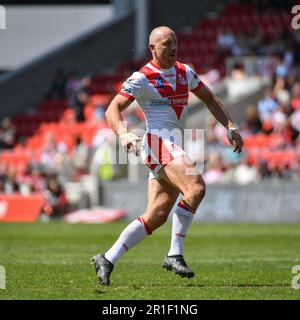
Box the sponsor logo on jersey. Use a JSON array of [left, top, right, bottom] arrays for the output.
[[122, 79, 134, 95], [154, 77, 165, 88], [151, 99, 169, 106], [190, 69, 198, 80], [169, 96, 188, 106], [151, 96, 188, 107], [178, 74, 188, 85], [164, 73, 175, 78]]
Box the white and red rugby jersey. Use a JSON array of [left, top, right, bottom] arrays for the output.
[[119, 60, 203, 145]]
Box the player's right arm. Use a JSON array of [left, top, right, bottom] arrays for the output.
[[105, 72, 144, 155], [105, 94, 141, 155], [105, 94, 132, 136]]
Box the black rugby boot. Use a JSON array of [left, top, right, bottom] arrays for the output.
[[162, 255, 195, 278], [91, 253, 114, 286]]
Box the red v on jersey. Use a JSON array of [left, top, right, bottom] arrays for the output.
[[139, 62, 189, 119]]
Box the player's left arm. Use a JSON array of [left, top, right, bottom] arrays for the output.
[[193, 84, 243, 153]]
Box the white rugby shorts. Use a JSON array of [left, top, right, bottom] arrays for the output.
[[140, 132, 186, 180]]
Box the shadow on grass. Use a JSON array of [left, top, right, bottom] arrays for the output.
[[94, 288, 106, 295]]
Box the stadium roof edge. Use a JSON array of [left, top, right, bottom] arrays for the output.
[[0, 11, 131, 84]]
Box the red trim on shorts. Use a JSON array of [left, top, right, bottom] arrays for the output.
[[119, 91, 135, 101], [158, 137, 163, 163], [145, 135, 158, 171], [190, 81, 204, 93], [146, 133, 174, 167], [137, 216, 152, 235], [178, 200, 196, 214], [158, 136, 174, 165], [146, 154, 158, 171], [148, 133, 159, 159], [146, 155, 157, 171], [147, 133, 152, 155]]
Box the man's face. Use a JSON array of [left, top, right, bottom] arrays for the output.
[[150, 31, 177, 68]]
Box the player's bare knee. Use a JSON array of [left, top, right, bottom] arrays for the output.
[[185, 182, 206, 205], [143, 210, 168, 231], [195, 182, 206, 201], [149, 209, 168, 229], [198, 182, 206, 200], [156, 209, 169, 225]]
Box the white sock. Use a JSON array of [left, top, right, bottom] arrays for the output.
[[104, 216, 152, 265], [168, 200, 195, 256]]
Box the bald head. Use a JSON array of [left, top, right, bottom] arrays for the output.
[[149, 26, 176, 46], [148, 26, 178, 69]]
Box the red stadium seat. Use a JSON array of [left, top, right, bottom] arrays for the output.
[[266, 150, 295, 169]]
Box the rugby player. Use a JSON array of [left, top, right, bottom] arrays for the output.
[[91, 26, 243, 285]]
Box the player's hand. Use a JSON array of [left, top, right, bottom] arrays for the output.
[[227, 127, 243, 153], [120, 132, 141, 156]]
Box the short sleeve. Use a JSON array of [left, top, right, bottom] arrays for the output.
[[185, 64, 204, 93], [119, 72, 144, 101]]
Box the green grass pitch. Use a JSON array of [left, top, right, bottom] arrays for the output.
[[0, 221, 300, 300]]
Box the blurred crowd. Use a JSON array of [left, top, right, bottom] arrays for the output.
[[0, 72, 110, 216], [0, 117, 16, 149], [215, 24, 293, 59], [198, 10, 300, 185]]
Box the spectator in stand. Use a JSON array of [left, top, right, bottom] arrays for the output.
[[232, 31, 250, 56], [216, 27, 236, 56], [285, 69, 298, 92], [232, 157, 257, 185], [40, 133, 65, 173], [290, 109, 300, 141], [90, 129, 115, 181], [205, 116, 227, 146], [241, 105, 262, 135], [274, 54, 289, 79], [0, 163, 7, 193], [2, 167, 19, 194], [65, 71, 80, 98], [220, 160, 235, 184], [257, 160, 272, 179], [276, 88, 291, 115], [71, 135, 90, 179], [257, 88, 278, 121], [28, 166, 45, 193], [261, 118, 273, 135], [278, 164, 294, 180], [247, 26, 263, 55], [47, 69, 67, 99], [18, 165, 45, 195], [202, 152, 223, 185], [0, 176, 4, 193], [266, 27, 287, 55], [70, 76, 91, 122], [272, 54, 290, 96], [43, 176, 67, 218], [272, 105, 289, 134], [0, 117, 16, 149], [291, 82, 300, 111], [283, 42, 295, 71]]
